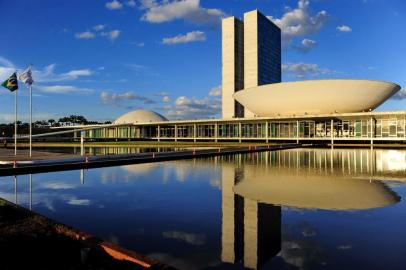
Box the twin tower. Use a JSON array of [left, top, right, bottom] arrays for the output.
[[222, 10, 281, 119]]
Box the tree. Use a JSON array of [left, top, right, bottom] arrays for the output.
[[48, 119, 56, 126]]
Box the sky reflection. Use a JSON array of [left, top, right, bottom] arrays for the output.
[[1, 148, 406, 269]]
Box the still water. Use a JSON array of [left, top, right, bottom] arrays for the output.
[[1, 148, 406, 270]]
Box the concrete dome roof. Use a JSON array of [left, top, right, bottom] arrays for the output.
[[114, 109, 168, 124]]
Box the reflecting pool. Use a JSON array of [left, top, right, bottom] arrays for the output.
[[1, 148, 406, 269]]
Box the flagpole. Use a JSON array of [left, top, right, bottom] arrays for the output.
[[29, 84, 32, 157], [14, 89, 17, 156]]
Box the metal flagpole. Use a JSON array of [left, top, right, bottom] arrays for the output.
[[14, 89, 17, 156], [29, 174, 32, 210], [29, 84, 32, 157], [14, 176, 17, 204]]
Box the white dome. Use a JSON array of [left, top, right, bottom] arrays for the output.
[[114, 110, 168, 124]]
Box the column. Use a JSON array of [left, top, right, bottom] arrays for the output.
[[265, 122, 269, 143], [174, 125, 178, 142], [296, 121, 299, 144], [244, 198, 258, 269], [215, 122, 218, 142], [221, 165, 236, 263], [331, 119, 334, 148], [239, 122, 242, 143], [193, 124, 197, 142], [370, 117, 374, 149], [157, 125, 161, 142]]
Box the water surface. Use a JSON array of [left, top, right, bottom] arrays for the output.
[[1, 148, 406, 270]]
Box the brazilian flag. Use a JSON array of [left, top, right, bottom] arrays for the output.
[[1, 72, 18, 92]]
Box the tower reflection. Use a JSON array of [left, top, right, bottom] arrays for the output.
[[221, 165, 281, 270], [220, 148, 403, 269]]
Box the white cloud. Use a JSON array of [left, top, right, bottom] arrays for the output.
[[75, 31, 95, 39], [76, 26, 120, 41], [0, 56, 16, 81], [162, 31, 206, 45], [42, 182, 77, 190], [154, 91, 169, 96], [100, 91, 156, 106], [294, 38, 317, 52], [392, 89, 406, 100], [126, 0, 136, 7], [0, 56, 15, 68], [163, 96, 221, 119], [158, 84, 222, 119], [209, 85, 221, 96], [268, 0, 328, 46], [162, 96, 170, 103], [337, 244, 352, 250], [33, 64, 93, 82], [62, 69, 93, 79], [67, 198, 90, 206], [106, 0, 123, 10], [162, 231, 206, 246], [337, 25, 352, 32], [0, 59, 93, 83], [127, 63, 147, 71], [132, 42, 145, 47], [0, 112, 57, 123], [126, 63, 160, 77], [302, 38, 317, 48], [32, 64, 57, 82], [101, 30, 121, 41], [282, 62, 335, 78], [279, 221, 327, 269], [0, 67, 15, 81], [38, 85, 94, 94], [140, 0, 226, 28], [93, 24, 107, 31]]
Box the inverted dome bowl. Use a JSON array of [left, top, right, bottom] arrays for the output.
[[233, 79, 401, 117]]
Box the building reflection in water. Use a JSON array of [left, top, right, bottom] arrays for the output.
[[73, 146, 184, 156], [4, 148, 405, 269], [220, 148, 404, 269], [222, 164, 281, 270]]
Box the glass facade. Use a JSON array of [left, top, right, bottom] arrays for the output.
[[257, 12, 281, 85], [81, 114, 406, 142]]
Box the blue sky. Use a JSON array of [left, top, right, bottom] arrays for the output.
[[0, 0, 405, 123]]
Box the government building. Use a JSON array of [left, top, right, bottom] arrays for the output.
[[64, 10, 405, 145]]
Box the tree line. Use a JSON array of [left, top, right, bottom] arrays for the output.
[[0, 115, 111, 137]]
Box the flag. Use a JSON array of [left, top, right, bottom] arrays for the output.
[[18, 66, 34, 85], [1, 72, 18, 92]]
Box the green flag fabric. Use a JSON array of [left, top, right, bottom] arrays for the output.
[[1, 72, 18, 92]]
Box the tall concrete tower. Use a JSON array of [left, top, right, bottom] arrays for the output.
[[222, 17, 245, 119], [222, 10, 281, 119]]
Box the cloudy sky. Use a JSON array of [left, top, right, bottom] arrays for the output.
[[0, 0, 405, 123]]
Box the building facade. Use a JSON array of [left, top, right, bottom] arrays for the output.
[[60, 8, 402, 146], [222, 10, 281, 119], [222, 17, 245, 119], [75, 111, 406, 145]]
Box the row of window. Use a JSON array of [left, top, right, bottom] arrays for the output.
[[82, 118, 406, 139]]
